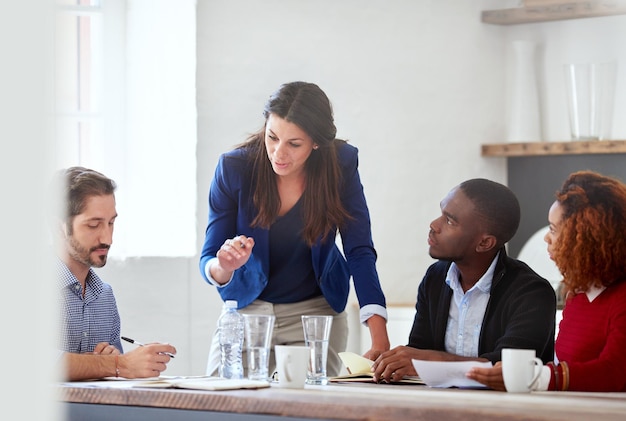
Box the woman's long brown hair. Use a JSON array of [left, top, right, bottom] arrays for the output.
[[238, 82, 352, 246]]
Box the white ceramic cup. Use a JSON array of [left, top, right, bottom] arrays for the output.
[[274, 345, 310, 389], [502, 348, 543, 393]]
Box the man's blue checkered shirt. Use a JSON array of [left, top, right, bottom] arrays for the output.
[[57, 258, 123, 353]]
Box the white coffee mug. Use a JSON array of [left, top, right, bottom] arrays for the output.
[[274, 345, 310, 389], [502, 348, 543, 393]]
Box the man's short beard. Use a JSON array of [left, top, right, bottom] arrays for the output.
[[67, 236, 108, 268]]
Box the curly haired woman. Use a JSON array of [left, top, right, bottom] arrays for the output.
[[468, 170, 626, 392]]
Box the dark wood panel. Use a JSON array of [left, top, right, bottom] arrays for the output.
[[507, 154, 626, 258]]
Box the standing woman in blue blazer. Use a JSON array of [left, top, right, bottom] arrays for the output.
[[200, 81, 390, 377]]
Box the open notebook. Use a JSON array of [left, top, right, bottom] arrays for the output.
[[329, 352, 424, 385]]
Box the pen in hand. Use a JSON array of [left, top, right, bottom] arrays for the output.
[[122, 336, 176, 358]]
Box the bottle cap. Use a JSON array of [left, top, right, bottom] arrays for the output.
[[224, 300, 238, 308]]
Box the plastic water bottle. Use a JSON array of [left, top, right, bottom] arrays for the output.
[[217, 300, 244, 379]]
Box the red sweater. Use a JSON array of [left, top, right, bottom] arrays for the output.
[[555, 280, 626, 391]]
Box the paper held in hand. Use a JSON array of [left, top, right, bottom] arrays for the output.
[[329, 352, 424, 385], [411, 359, 492, 389]]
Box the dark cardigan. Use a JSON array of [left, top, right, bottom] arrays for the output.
[[408, 248, 556, 364]]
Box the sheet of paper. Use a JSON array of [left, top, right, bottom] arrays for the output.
[[61, 376, 176, 389], [62, 376, 270, 391], [338, 351, 374, 374], [133, 376, 270, 391], [411, 359, 492, 388]]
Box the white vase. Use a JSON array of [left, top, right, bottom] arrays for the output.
[[506, 40, 542, 142]]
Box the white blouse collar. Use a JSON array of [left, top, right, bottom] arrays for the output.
[[586, 285, 606, 302]]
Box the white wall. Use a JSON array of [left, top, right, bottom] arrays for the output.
[[96, 1, 626, 376], [6, 1, 61, 418]]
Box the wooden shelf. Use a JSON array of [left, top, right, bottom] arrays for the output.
[[481, 140, 626, 157], [482, 1, 626, 25]]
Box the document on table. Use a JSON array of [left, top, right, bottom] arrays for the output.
[[411, 359, 492, 388], [133, 376, 271, 391], [63, 376, 270, 391]]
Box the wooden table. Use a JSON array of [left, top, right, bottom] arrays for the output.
[[57, 380, 626, 421]]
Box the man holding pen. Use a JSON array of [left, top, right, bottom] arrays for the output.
[[54, 167, 176, 380]]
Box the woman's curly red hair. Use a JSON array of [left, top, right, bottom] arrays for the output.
[[553, 171, 626, 298]]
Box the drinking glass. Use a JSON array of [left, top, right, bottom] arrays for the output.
[[243, 314, 275, 381], [301, 315, 333, 385]]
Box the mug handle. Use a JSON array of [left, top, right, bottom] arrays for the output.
[[283, 355, 292, 382], [527, 357, 543, 390]]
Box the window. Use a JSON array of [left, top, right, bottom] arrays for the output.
[[55, 0, 104, 168], [54, 0, 197, 257]]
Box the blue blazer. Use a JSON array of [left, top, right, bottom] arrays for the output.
[[199, 142, 386, 314]]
